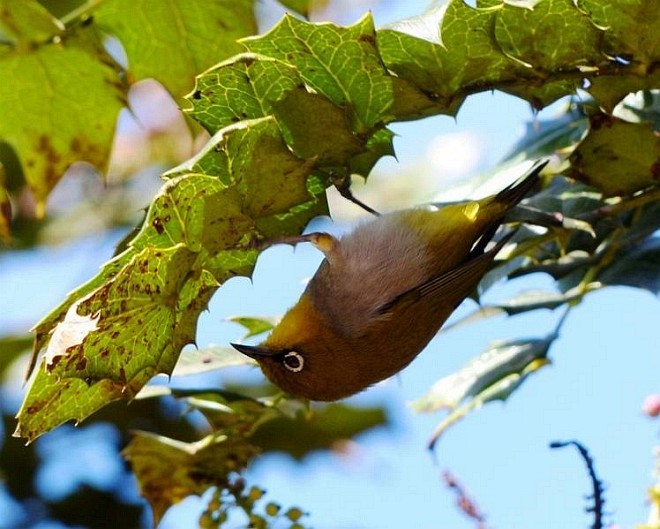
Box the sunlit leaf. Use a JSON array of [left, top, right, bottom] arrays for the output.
[[0, 23, 124, 210], [243, 13, 393, 132], [186, 53, 302, 133], [14, 0, 660, 454], [172, 346, 256, 377], [228, 316, 278, 339], [94, 0, 256, 98], [0, 0, 64, 44], [16, 118, 326, 442], [380, 2, 512, 100], [0, 178, 10, 244], [277, 0, 314, 17], [494, 0, 603, 71], [349, 128, 396, 177], [576, 0, 660, 65]]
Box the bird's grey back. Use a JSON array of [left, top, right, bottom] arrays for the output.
[[307, 212, 434, 337]]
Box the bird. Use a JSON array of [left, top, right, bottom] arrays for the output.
[[232, 161, 547, 401]]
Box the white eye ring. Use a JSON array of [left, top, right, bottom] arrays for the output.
[[283, 351, 304, 373]]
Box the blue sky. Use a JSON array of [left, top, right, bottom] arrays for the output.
[[0, 2, 657, 529]]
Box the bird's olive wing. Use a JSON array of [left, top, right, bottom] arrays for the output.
[[375, 237, 509, 315]]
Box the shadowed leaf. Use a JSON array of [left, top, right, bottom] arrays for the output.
[[123, 431, 259, 526]]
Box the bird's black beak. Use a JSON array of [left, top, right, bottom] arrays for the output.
[[230, 343, 278, 360]]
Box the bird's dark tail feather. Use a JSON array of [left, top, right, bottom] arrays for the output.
[[494, 159, 547, 208], [470, 160, 548, 257]]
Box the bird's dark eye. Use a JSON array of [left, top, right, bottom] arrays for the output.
[[282, 351, 304, 373]]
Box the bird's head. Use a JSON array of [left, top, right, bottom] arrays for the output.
[[231, 294, 367, 401]]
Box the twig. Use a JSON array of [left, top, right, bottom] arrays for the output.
[[442, 470, 489, 529], [549, 440, 606, 529]]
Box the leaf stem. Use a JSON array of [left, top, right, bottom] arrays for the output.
[[580, 186, 660, 223], [59, 0, 105, 26]]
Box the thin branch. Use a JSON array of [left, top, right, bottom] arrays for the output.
[[442, 470, 489, 529], [549, 440, 606, 529]]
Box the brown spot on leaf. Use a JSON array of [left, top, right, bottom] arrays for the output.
[[651, 160, 660, 180], [37, 135, 62, 187], [70, 137, 82, 153], [1, 198, 12, 224], [357, 34, 376, 45], [46, 355, 62, 372], [152, 217, 164, 234], [589, 113, 612, 130], [192, 90, 202, 100]]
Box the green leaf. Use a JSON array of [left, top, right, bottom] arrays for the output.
[[172, 346, 256, 377], [0, 0, 64, 44], [494, 0, 603, 71], [16, 118, 326, 442], [94, 0, 257, 99], [243, 13, 394, 132], [507, 204, 595, 237], [577, 0, 660, 65], [250, 403, 389, 460], [0, 335, 32, 375], [599, 236, 660, 294], [123, 431, 259, 526], [446, 285, 599, 331], [135, 388, 387, 462], [588, 71, 660, 112], [614, 89, 660, 130], [277, 0, 320, 18], [570, 115, 660, 196], [0, 23, 124, 210], [15, 244, 219, 441], [228, 316, 278, 339], [381, 2, 512, 101], [186, 53, 302, 133], [413, 335, 554, 448], [349, 128, 395, 177], [185, 391, 282, 436], [413, 336, 554, 413], [272, 86, 365, 165], [164, 118, 325, 230], [0, 176, 10, 244]]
